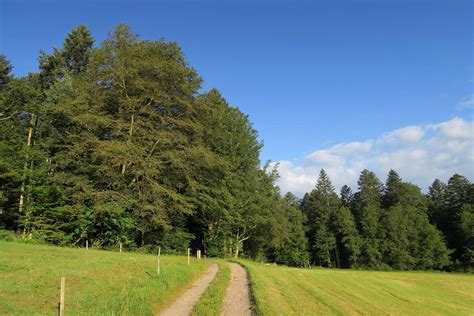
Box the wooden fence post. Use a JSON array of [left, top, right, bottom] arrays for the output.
[[157, 246, 161, 276], [119, 242, 122, 253], [187, 248, 190, 266], [86, 240, 88, 250], [59, 276, 65, 316]]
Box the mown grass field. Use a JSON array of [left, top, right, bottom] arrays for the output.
[[0, 241, 208, 315], [240, 260, 474, 316]]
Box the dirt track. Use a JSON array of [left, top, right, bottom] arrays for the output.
[[221, 262, 252, 316], [159, 263, 218, 316]]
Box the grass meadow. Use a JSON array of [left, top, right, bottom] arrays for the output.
[[2, 241, 473, 316], [240, 260, 474, 315], [0, 241, 208, 315]]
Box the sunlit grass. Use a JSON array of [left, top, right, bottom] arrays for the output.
[[0, 241, 208, 315], [239, 260, 474, 316]]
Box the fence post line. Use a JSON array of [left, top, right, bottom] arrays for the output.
[[86, 240, 88, 250], [119, 242, 122, 253], [187, 248, 190, 266], [59, 276, 65, 316]]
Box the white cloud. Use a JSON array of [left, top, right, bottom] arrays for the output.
[[457, 95, 474, 109], [381, 126, 425, 145], [430, 117, 473, 139], [274, 117, 474, 196]]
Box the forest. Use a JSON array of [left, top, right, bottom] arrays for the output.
[[0, 24, 472, 271]]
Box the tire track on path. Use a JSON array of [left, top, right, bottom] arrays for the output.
[[159, 263, 218, 316], [221, 262, 252, 316]]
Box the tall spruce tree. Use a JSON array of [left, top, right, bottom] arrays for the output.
[[427, 179, 447, 225], [340, 185, 353, 207], [354, 169, 383, 268], [304, 170, 339, 266], [39, 25, 94, 87], [442, 174, 473, 268], [382, 169, 403, 209], [333, 205, 361, 268], [0, 55, 13, 92]]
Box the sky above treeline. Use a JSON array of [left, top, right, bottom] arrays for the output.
[[1, 0, 473, 195]]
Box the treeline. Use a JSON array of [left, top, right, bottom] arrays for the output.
[[0, 24, 472, 271], [301, 170, 473, 271]]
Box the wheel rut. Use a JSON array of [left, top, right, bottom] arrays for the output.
[[159, 263, 218, 316], [221, 262, 252, 316]]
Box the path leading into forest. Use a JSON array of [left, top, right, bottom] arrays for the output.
[[159, 261, 252, 316], [221, 262, 252, 316], [160, 263, 218, 316]]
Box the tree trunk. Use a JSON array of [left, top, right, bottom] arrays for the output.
[[19, 113, 36, 235], [234, 244, 239, 258], [335, 246, 341, 269], [122, 114, 134, 175], [18, 116, 35, 215]]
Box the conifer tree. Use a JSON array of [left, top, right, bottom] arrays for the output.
[[39, 25, 94, 87], [0, 54, 13, 92], [340, 185, 353, 207], [353, 169, 383, 268], [442, 174, 473, 267], [304, 170, 339, 266], [382, 169, 403, 209]]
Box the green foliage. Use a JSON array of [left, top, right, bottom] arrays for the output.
[[427, 175, 473, 269], [0, 229, 14, 241], [353, 170, 383, 268], [0, 54, 13, 91], [458, 204, 474, 269]]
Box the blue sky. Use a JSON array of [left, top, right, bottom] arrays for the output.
[[1, 0, 473, 193]]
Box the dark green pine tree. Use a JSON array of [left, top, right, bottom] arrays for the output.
[[458, 204, 474, 269], [353, 169, 383, 268], [39, 25, 94, 87], [0, 55, 17, 228], [340, 185, 353, 207], [381, 171, 451, 270], [305, 169, 339, 267], [427, 179, 447, 225], [0, 54, 13, 92], [382, 169, 403, 209], [62, 25, 95, 75], [333, 205, 361, 268], [443, 174, 473, 267]]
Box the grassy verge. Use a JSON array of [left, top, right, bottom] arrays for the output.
[[192, 260, 231, 316], [0, 241, 208, 315], [238, 260, 474, 315]]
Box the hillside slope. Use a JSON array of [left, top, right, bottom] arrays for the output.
[[0, 241, 208, 315]]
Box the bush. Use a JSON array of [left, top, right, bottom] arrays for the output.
[[0, 229, 15, 241]]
